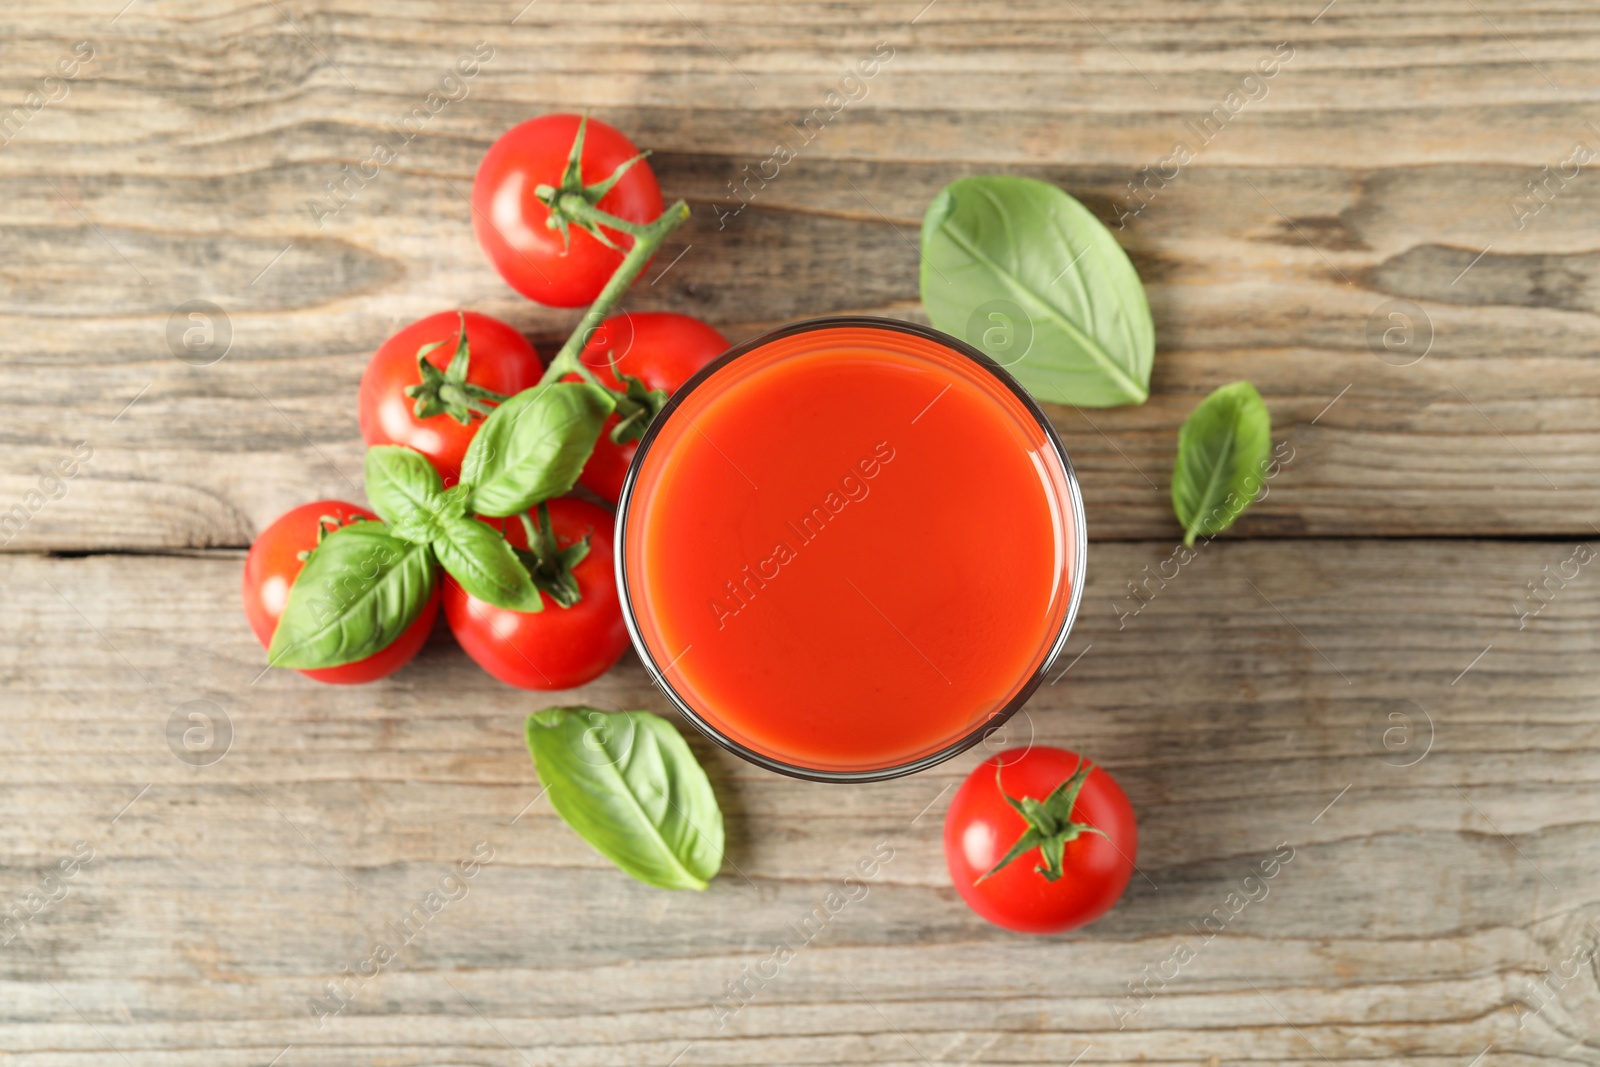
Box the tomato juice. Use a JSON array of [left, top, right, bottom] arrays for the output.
[[618, 319, 1085, 780]]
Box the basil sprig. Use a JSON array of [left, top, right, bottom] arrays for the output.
[[267, 384, 612, 669], [919, 175, 1154, 407], [461, 382, 615, 517], [364, 446, 544, 612], [267, 520, 436, 669], [1171, 380, 1272, 545], [526, 708, 725, 891]]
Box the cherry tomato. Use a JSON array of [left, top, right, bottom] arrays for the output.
[[443, 497, 629, 690], [358, 311, 542, 489], [944, 746, 1137, 934], [570, 312, 730, 501], [472, 114, 664, 308], [242, 501, 440, 685]]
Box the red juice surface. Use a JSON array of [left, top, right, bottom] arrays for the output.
[[621, 324, 1079, 776]]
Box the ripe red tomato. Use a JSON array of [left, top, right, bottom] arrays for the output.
[[242, 501, 440, 685], [358, 311, 542, 489], [944, 746, 1137, 934], [472, 114, 664, 308], [570, 312, 730, 501], [443, 497, 628, 690]]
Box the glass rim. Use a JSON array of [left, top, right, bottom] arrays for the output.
[[613, 315, 1089, 784]]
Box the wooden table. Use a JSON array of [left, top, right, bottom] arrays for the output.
[[4, 2, 1598, 1063]]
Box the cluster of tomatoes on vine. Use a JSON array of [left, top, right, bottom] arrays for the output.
[[243, 114, 728, 691]]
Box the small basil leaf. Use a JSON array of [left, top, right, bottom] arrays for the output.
[[525, 708, 724, 890], [364, 445, 446, 543], [267, 522, 436, 669], [1171, 380, 1272, 546], [919, 175, 1154, 407], [461, 382, 615, 517], [431, 514, 544, 612]]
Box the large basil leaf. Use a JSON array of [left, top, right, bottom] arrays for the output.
[[267, 521, 436, 669], [365, 445, 446, 543], [920, 175, 1153, 407], [461, 382, 614, 517], [525, 708, 724, 891], [431, 513, 544, 612], [1171, 380, 1272, 546]]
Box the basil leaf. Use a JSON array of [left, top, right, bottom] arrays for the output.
[[461, 382, 615, 517], [365, 445, 446, 543], [267, 521, 436, 669], [919, 175, 1154, 407], [1171, 380, 1272, 546], [525, 708, 724, 891], [431, 513, 544, 612]]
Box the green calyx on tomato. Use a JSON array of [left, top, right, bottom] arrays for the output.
[[443, 497, 628, 690], [533, 113, 655, 254], [604, 366, 671, 446], [572, 313, 730, 502], [472, 114, 664, 308], [405, 311, 510, 425], [515, 503, 590, 609], [294, 511, 369, 561], [979, 756, 1109, 883]]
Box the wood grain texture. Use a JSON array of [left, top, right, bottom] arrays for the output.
[[3, 2, 1599, 1065], [3, 540, 1599, 1065], [1, 2, 1599, 549]]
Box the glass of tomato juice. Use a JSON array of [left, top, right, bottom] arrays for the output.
[[616, 317, 1086, 782]]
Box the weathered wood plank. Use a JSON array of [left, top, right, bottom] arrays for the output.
[[2, 4, 1600, 548], [1, 540, 1596, 1063]]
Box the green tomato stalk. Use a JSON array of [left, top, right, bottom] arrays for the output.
[[532, 114, 691, 402], [978, 755, 1108, 883], [532, 194, 687, 442], [404, 311, 509, 424], [534, 197, 690, 388]]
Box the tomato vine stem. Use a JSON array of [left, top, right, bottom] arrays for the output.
[[537, 197, 691, 388]]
